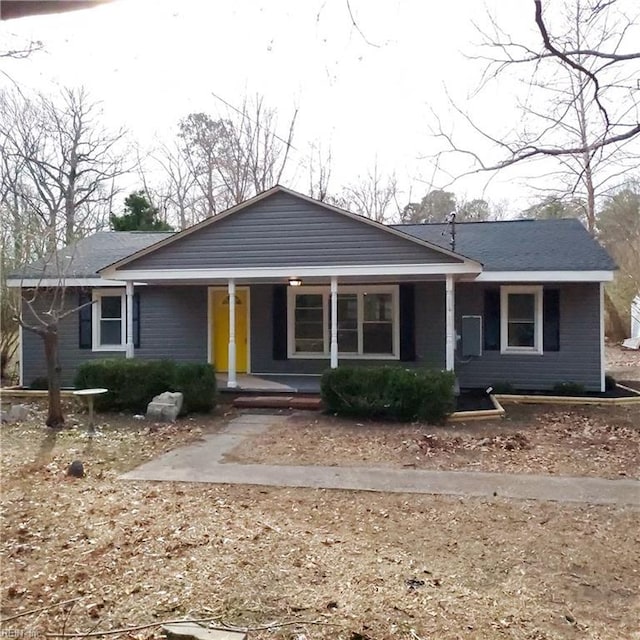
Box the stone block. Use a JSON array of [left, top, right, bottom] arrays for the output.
[[146, 402, 180, 423], [6, 404, 30, 423], [146, 391, 183, 422], [152, 391, 184, 414]]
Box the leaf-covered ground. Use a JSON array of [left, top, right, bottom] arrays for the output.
[[1, 401, 639, 640], [225, 403, 640, 479]]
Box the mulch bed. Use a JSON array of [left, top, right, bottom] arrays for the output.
[[496, 385, 639, 399], [454, 390, 495, 411]]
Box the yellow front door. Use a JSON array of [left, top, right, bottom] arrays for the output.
[[211, 289, 248, 373]]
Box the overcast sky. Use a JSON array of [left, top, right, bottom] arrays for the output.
[[1, 0, 637, 212]]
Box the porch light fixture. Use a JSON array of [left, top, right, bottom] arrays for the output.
[[288, 278, 303, 287]]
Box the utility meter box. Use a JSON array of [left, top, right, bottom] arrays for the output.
[[461, 315, 482, 357]]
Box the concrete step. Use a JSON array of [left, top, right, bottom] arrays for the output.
[[232, 395, 322, 410]]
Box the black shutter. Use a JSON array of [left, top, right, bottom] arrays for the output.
[[132, 292, 141, 348], [543, 289, 560, 352], [78, 291, 92, 349], [272, 285, 288, 360], [399, 283, 416, 361], [483, 289, 500, 350]]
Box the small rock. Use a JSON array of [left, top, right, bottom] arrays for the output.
[[6, 404, 30, 423], [67, 460, 85, 478]]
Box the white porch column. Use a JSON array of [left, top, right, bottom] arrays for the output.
[[599, 282, 605, 392], [227, 279, 237, 389], [330, 276, 338, 369], [445, 274, 455, 371], [125, 280, 134, 359]]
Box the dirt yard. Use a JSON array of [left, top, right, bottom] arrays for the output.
[[1, 403, 640, 640], [606, 343, 640, 381], [225, 403, 640, 479]]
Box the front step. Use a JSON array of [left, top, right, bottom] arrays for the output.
[[233, 395, 322, 411]]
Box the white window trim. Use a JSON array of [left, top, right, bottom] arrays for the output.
[[287, 284, 400, 360], [500, 285, 543, 355], [92, 288, 127, 352]]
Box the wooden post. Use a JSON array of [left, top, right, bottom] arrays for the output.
[[445, 274, 455, 371], [125, 281, 134, 359], [227, 279, 237, 388], [330, 276, 338, 369]]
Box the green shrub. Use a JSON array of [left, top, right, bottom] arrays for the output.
[[604, 374, 617, 392], [321, 366, 455, 423], [174, 363, 217, 413], [75, 359, 176, 412], [491, 381, 515, 394], [552, 381, 586, 396]]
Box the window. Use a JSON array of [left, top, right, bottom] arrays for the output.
[[500, 286, 543, 354], [288, 285, 399, 358], [92, 289, 126, 351]]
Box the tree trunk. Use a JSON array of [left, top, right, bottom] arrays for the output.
[[43, 329, 65, 427]]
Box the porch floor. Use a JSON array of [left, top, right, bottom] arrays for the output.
[[216, 373, 321, 394]]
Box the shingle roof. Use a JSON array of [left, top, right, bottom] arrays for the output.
[[10, 217, 615, 282], [393, 218, 616, 271], [9, 231, 174, 280]]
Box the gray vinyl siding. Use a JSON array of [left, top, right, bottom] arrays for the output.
[[21, 286, 208, 387], [21, 280, 603, 391], [124, 191, 460, 270], [251, 281, 602, 390], [414, 282, 446, 369], [454, 282, 602, 391], [249, 282, 446, 374]]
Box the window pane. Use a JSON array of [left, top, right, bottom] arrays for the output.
[[508, 322, 535, 347], [363, 323, 393, 354], [296, 294, 323, 308], [296, 307, 323, 322], [509, 294, 534, 321], [101, 296, 122, 319], [295, 294, 324, 353], [364, 293, 392, 321], [296, 321, 324, 339], [295, 338, 324, 352], [100, 319, 122, 345], [338, 330, 358, 352], [338, 294, 357, 322], [337, 294, 358, 352]]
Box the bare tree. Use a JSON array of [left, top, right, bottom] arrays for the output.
[[432, 0, 639, 221], [305, 142, 334, 202], [1, 87, 127, 421], [432, 0, 638, 333], [0, 87, 127, 250], [8, 243, 94, 427], [148, 141, 198, 229], [178, 94, 298, 214], [340, 161, 401, 223]]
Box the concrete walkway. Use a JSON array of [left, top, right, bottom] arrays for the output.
[[121, 414, 640, 507]]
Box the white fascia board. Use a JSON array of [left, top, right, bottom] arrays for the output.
[[475, 270, 614, 282], [6, 278, 139, 288], [104, 263, 482, 281]]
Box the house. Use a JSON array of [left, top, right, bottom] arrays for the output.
[[8, 186, 616, 392]]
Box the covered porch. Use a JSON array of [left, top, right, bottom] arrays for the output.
[[216, 372, 322, 393], [115, 273, 466, 390]]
